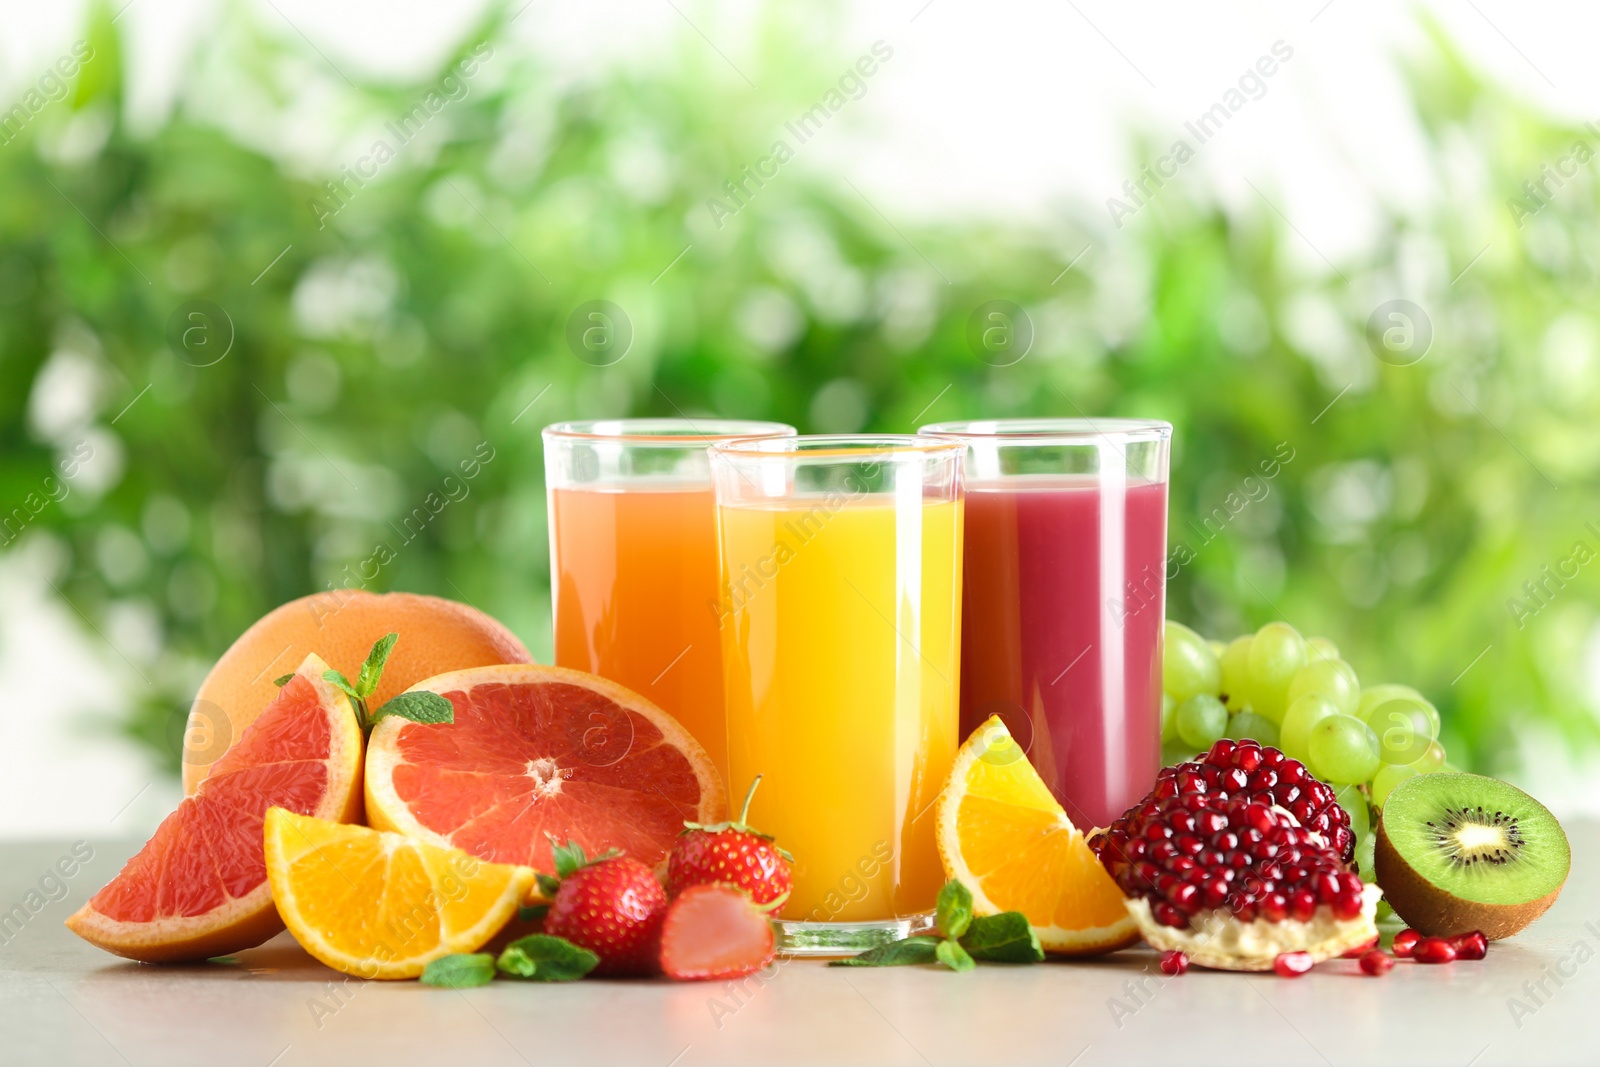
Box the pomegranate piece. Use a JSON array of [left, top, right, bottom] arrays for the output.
[[1274, 951, 1314, 977], [1359, 950, 1394, 976], [1413, 937, 1457, 964], [1342, 935, 1379, 959], [1392, 929, 1420, 958], [1159, 950, 1189, 976], [1450, 931, 1488, 961]]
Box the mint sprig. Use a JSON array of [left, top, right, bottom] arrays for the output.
[[497, 935, 599, 982], [321, 633, 455, 734], [420, 953, 496, 988], [829, 880, 1045, 971]]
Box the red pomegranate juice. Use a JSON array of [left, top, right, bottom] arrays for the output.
[[960, 476, 1168, 830]]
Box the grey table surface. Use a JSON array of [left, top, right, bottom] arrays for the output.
[[2, 826, 1596, 1067]]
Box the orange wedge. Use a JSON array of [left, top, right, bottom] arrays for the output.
[[936, 715, 1139, 956], [264, 808, 534, 979]]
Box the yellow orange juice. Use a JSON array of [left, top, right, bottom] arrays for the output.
[[549, 484, 729, 776], [719, 497, 963, 922]]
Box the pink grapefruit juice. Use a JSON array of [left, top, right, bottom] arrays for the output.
[[960, 475, 1168, 830]]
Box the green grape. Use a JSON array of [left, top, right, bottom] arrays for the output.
[[1357, 684, 1440, 737], [1161, 693, 1178, 742], [1287, 658, 1360, 715], [1176, 694, 1229, 749], [1246, 621, 1307, 724], [1207, 639, 1227, 658], [1362, 696, 1437, 766], [1306, 713, 1381, 784], [1355, 832, 1376, 882], [1306, 636, 1340, 663], [1334, 783, 1370, 838], [1279, 693, 1338, 762], [1226, 710, 1280, 748], [1372, 762, 1421, 806], [1414, 739, 1447, 773], [1219, 635, 1253, 711], [1163, 621, 1221, 704], [1162, 742, 1200, 768]]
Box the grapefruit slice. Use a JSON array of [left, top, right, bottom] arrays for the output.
[[67, 655, 362, 962], [365, 664, 725, 873], [937, 715, 1140, 956], [264, 808, 534, 979]]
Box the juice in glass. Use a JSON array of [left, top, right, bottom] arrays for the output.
[[711, 436, 964, 954], [922, 420, 1171, 831], [543, 420, 794, 783]]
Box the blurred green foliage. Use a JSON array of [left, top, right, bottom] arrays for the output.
[[2, 4, 1598, 778]]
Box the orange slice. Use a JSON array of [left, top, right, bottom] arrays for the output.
[[66, 655, 362, 962], [264, 808, 534, 979], [364, 664, 725, 872], [936, 715, 1139, 955]]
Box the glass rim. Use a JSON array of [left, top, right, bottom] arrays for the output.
[[542, 418, 796, 443], [919, 417, 1172, 443], [708, 434, 965, 460]]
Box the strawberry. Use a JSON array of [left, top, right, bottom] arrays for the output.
[[539, 839, 668, 976], [667, 775, 793, 906], [659, 883, 776, 981]]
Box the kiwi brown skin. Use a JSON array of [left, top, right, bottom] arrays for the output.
[[1375, 820, 1564, 940]]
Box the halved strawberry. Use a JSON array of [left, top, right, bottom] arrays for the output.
[[666, 775, 792, 906], [659, 884, 776, 981], [540, 840, 668, 977]]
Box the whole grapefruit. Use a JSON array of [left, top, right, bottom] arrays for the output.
[[182, 590, 532, 794]]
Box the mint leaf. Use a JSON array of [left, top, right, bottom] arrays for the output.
[[355, 633, 399, 699], [421, 953, 496, 988], [369, 691, 454, 727], [518, 904, 549, 923], [497, 935, 599, 982], [935, 938, 975, 973], [828, 936, 941, 967], [271, 674, 294, 687], [959, 912, 1044, 963], [936, 880, 973, 939], [323, 669, 360, 702], [534, 874, 561, 899]]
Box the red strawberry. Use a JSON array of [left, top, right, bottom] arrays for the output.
[[659, 883, 776, 981], [540, 840, 668, 976], [667, 775, 793, 906]]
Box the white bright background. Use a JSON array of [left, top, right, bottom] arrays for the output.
[[1, 0, 1597, 837]]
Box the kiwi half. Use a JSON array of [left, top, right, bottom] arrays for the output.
[[1376, 772, 1569, 940]]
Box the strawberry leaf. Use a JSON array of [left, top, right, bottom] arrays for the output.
[[549, 838, 587, 879], [369, 691, 454, 727], [935, 938, 976, 973], [355, 633, 399, 699], [420, 953, 496, 988], [828, 936, 941, 967], [534, 874, 561, 899], [497, 935, 598, 982], [936, 880, 973, 939]]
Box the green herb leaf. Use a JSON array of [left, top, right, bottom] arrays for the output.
[[549, 838, 587, 879], [534, 874, 561, 899], [355, 633, 399, 699], [271, 674, 295, 688], [369, 691, 454, 727], [935, 937, 976, 973], [420, 953, 497, 988], [936, 880, 973, 939], [518, 903, 550, 923], [323, 669, 360, 702], [828, 936, 941, 967], [959, 912, 1044, 963], [496, 935, 599, 982]]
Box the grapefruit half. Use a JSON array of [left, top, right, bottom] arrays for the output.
[[183, 590, 531, 794], [67, 655, 363, 962], [365, 664, 725, 874]]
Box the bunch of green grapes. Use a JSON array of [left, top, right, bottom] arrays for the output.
[[1161, 619, 1453, 876]]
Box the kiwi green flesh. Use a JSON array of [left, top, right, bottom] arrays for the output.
[[1377, 772, 1569, 939]]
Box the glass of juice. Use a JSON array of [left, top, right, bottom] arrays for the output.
[[919, 418, 1171, 832], [543, 419, 795, 784], [708, 435, 965, 955]]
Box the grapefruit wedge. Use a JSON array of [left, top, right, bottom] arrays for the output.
[[67, 655, 362, 962], [365, 664, 725, 873]]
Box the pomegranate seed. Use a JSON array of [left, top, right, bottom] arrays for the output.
[[1262, 892, 1288, 922], [1170, 883, 1199, 912], [1154, 778, 1179, 799], [1359, 950, 1394, 976], [1274, 951, 1314, 977], [1413, 937, 1457, 964], [1209, 739, 1238, 762], [1342, 936, 1379, 959], [1289, 889, 1316, 922], [1235, 746, 1264, 772], [1451, 931, 1488, 960], [1221, 767, 1250, 792], [1159, 950, 1189, 976], [1392, 929, 1420, 958]]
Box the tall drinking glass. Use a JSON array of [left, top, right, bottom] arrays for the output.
[[920, 419, 1171, 831], [709, 435, 964, 956], [543, 419, 795, 784]]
